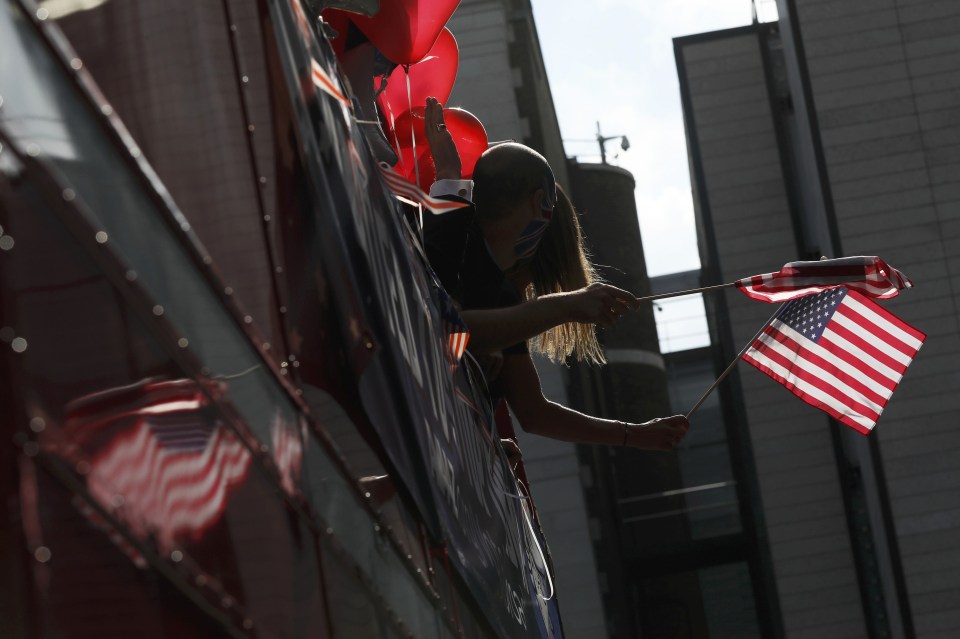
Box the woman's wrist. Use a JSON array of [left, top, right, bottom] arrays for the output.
[[621, 421, 653, 448], [543, 291, 575, 324], [533, 293, 569, 324]]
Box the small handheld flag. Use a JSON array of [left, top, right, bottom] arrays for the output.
[[735, 256, 912, 303], [436, 286, 470, 363], [741, 288, 925, 433]]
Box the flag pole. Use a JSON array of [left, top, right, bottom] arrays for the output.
[[686, 306, 782, 419], [634, 281, 738, 304]]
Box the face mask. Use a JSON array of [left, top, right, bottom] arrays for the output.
[[513, 176, 557, 262]]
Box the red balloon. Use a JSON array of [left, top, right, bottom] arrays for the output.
[[349, 0, 460, 65], [391, 107, 428, 148], [391, 106, 488, 185], [405, 150, 438, 193], [448, 108, 488, 178], [393, 144, 419, 177], [390, 145, 434, 192], [376, 28, 458, 122]]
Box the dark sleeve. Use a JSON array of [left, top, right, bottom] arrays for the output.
[[500, 281, 529, 355], [503, 341, 528, 355], [423, 204, 474, 301]]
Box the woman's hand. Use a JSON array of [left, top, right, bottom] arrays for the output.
[[625, 416, 690, 451], [424, 96, 462, 180], [557, 283, 639, 327]]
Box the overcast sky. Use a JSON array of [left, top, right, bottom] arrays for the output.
[[529, 0, 759, 278]]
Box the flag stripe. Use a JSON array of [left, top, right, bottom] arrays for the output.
[[834, 304, 918, 362], [379, 164, 470, 215], [746, 344, 882, 423], [769, 321, 895, 389], [89, 418, 251, 551], [154, 433, 240, 513], [843, 295, 926, 347], [161, 439, 249, 539], [820, 329, 905, 383], [759, 327, 887, 412], [736, 256, 912, 303], [311, 59, 349, 106], [742, 351, 876, 433], [751, 330, 884, 420], [756, 326, 892, 403], [742, 288, 924, 433], [828, 313, 912, 372], [828, 310, 914, 376]]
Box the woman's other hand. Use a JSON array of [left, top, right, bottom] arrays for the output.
[[626, 416, 690, 451], [425, 96, 462, 180]]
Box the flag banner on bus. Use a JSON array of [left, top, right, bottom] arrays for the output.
[[742, 288, 925, 433], [736, 256, 913, 303], [63, 379, 253, 551]]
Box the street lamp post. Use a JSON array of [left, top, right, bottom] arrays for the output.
[[596, 121, 630, 164]]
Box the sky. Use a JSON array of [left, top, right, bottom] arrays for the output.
[[528, 0, 766, 350], [529, 0, 758, 277]]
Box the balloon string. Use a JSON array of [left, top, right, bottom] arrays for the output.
[[380, 99, 404, 173], [373, 72, 389, 99], [489, 434, 555, 602], [405, 65, 420, 190], [479, 394, 553, 601], [519, 488, 555, 601], [374, 72, 405, 173]]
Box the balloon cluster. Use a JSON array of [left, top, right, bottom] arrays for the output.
[[323, 1, 488, 190]]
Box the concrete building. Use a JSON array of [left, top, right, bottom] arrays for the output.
[[674, 1, 960, 637]]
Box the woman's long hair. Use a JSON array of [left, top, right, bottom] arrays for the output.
[[521, 187, 605, 364]]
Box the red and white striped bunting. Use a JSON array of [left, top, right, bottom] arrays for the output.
[[736, 256, 913, 303], [378, 163, 470, 215], [311, 58, 350, 107], [290, 0, 311, 42]]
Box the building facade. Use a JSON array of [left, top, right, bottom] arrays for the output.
[[675, 1, 960, 636]]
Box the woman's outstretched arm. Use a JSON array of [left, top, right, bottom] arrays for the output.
[[462, 282, 638, 354], [499, 352, 689, 450]]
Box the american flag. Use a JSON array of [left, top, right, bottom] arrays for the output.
[[436, 286, 470, 363], [742, 288, 925, 433], [271, 413, 304, 497], [83, 386, 252, 552], [736, 256, 912, 303]]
